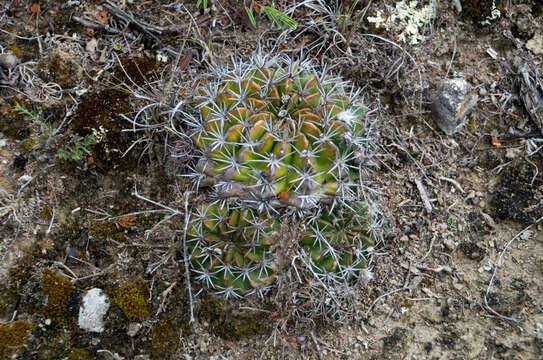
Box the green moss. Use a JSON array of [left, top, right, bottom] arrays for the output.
[[0, 97, 31, 140], [198, 296, 269, 341], [113, 283, 150, 319], [150, 320, 180, 358], [88, 220, 128, 243], [70, 88, 136, 171], [68, 348, 90, 360], [40, 204, 51, 220], [23, 138, 36, 151], [0, 320, 34, 358], [37, 53, 82, 89], [6, 45, 21, 57], [41, 269, 74, 324]]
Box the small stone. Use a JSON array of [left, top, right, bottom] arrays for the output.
[[134, 355, 150, 360], [430, 79, 478, 136], [78, 288, 110, 333], [127, 322, 142, 337], [44, 318, 52, 326], [0, 53, 18, 69], [479, 87, 487, 96], [443, 237, 455, 251], [526, 33, 543, 55]]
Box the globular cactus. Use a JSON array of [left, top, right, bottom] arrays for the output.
[[187, 202, 280, 298], [186, 56, 368, 210], [300, 204, 375, 284], [181, 55, 381, 301], [187, 201, 376, 297]]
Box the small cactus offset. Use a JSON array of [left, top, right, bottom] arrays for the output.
[[186, 55, 369, 210], [300, 203, 375, 284], [187, 201, 376, 297], [187, 202, 280, 298]]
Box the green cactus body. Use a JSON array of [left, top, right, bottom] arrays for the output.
[[183, 56, 380, 299], [300, 205, 375, 283], [187, 203, 280, 298], [191, 59, 366, 209], [187, 202, 375, 295]]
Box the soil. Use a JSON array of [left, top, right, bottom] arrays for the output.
[[1, 1, 542, 359]]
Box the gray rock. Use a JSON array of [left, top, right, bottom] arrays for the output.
[[0, 53, 18, 70], [430, 79, 478, 136], [78, 288, 110, 333], [526, 33, 543, 55]]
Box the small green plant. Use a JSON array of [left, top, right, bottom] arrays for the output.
[[13, 101, 56, 142], [245, 5, 298, 30], [56, 133, 96, 161], [447, 216, 457, 231], [196, 0, 208, 9]]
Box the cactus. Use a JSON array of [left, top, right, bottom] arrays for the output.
[[187, 202, 280, 298], [300, 204, 375, 284], [186, 56, 369, 210], [180, 55, 381, 301], [187, 201, 376, 297]]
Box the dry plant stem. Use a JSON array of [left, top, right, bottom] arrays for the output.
[[182, 191, 195, 323], [484, 216, 543, 322], [415, 177, 432, 213], [365, 287, 409, 318], [310, 331, 324, 360], [438, 176, 465, 193], [104, 0, 177, 56]]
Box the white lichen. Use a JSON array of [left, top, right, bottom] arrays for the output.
[[367, 1, 436, 45]]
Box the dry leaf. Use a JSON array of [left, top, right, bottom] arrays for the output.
[[95, 11, 109, 25], [491, 136, 502, 147], [87, 28, 95, 37], [29, 3, 40, 16]]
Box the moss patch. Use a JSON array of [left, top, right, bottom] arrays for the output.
[[112, 56, 159, 86], [70, 88, 137, 171], [0, 320, 34, 358], [113, 283, 150, 320], [198, 295, 269, 341], [0, 97, 31, 140], [493, 161, 543, 225], [37, 52, 83, 89], [41, 269, 74, 324]]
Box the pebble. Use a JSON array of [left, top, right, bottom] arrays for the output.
[[430, 78, 478, 136], [78, 288, 110, 333], [127, 322, 142, 337], [0, 53, 18, 69]]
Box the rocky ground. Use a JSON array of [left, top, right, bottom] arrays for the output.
[[0, 1, 542, 359]]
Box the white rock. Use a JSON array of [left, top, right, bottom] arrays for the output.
[[78, 288, 110, 333]]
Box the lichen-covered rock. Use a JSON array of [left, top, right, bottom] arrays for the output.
[[78, 288, 110, 333]]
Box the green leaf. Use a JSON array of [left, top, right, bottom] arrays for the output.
[[262, 6, 297, 30], [245, 6, 256, 27], [196, 0, 207, 9]]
